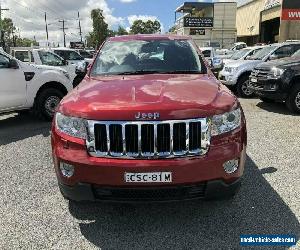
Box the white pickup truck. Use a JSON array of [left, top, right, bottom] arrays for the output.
[[0, 50, 73, 120], [10, 48, 85, 87]]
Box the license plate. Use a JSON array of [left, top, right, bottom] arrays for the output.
[[251, 77, 257, 83], [125, 172, 172, 183]]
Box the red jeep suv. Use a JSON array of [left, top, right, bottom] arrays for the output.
[[51, 35, 247, 202]]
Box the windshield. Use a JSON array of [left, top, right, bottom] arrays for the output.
[[91, 39, 204, 76], [292, 49, 300, 57], [231, 49, 250, 60], [54, 50, 83, 61], [38, 51, 64, 66], [247, 46, 276, 60], [79, 50, 93, 59]]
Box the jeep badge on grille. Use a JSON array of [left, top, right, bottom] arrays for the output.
[[135, 112, 160, 120]]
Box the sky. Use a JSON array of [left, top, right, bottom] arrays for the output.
[[1, 0, 242, 46]]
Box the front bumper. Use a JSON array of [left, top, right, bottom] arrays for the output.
[[59, 178, 242, 202], [52, 123, 247, 202], [248, 78, 287, 101]]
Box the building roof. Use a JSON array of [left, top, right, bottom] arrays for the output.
[[175, 2, 214, 12]]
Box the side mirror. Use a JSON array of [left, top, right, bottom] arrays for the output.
[[269, 54, 278, 61], [9, 59, 19, 69], [63, 59, 68, 66], [75, 61, 87, 74]]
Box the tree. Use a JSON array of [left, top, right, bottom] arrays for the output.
[[86, 8, 108, 48], [116, 26, 128, 36], [168, 26, 176, 34], [130, 19, 161, 34], [1, 18, 16, 48]]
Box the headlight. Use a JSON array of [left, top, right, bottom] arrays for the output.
[[225, 67, 238, 73], [55, 113, 87, 139], [211, 108, 241, 136], [268, 67, 285, 78]]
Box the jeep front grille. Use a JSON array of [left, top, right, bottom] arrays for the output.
[[86, 118, 210, 159]]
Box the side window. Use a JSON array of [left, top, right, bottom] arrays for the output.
[[273, 46, 293, 59], [292, 44, 300, 54], [15, 51, 30, 62], [54, 50, 65, 60], [0, 54, 10, 69]]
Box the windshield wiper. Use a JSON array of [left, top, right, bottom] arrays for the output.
[[118, 70, 161, 75], [117, 70, 201, 75], [159, 70, 201, 74]]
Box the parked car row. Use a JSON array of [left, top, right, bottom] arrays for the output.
[[10, 47, 94, 87], [0, 50, 73, 120], [218, 41, 300, 113]]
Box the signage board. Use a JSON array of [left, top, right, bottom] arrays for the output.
[[70, 42, 85, 49], [190, 28, 206, 35], [282, 0, 300, 20], [184, 17, 213, 28]]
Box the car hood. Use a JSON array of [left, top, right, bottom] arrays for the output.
[[226, 59, 262, 68], [255, 56, 300, 69], [29, 64, 67, 72], [59, 74, 238, 120]]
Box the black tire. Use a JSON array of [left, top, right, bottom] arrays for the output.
[[236, 74, 254, 98], [35, 88, 64, 121], [259, 97, 275, 103], [286, 85, 300, 113]]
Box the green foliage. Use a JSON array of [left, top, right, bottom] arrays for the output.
[[86, 8, 108, 48], [130, 19, 161, 34], [16, 37, 39, 47], [0, 18, 38, 49], [169, 26, 176, 33], [116, 26, 128, 36]]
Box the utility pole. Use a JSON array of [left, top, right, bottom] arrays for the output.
[[78, 11, 82, 42], [45, 12, 49, 47], [59, 19, 68, 47], [0, 3, 9, 48]]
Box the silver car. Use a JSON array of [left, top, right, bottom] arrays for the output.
[[219, 42, 300, 97]]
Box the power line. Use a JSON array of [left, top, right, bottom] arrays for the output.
[[58, 19, 68, 47]]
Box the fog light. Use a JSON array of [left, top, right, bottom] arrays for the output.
[[60, 162, 74, 178], [223, 159, 239, 174]]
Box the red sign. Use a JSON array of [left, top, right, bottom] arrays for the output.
[[281, 0, 300, 20], [282, 9, 300, 20]]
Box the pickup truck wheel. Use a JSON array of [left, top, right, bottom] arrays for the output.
[[286, 85, 300, 113], [35, 88, 64, 120], [237, 75, 254, 98], [259, 97, 275, 103]]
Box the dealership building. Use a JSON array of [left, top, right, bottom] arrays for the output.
[[174, 1, 237, 48], [237, 0, 300, 45]]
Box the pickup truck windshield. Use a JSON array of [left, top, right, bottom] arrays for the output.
[[292, 49, 300, 57], [231, 49, 250, 60], [248, 46, 276, 60], [38, 51, 64, 66], [91, 39, 204, 76]]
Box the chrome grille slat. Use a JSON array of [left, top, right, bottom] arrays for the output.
[[87, 118, 210, 159]]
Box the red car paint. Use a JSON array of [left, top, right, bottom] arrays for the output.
[[51, 35, 247, 201]]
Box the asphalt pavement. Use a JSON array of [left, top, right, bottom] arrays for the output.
[[0, 99, 299, 250]]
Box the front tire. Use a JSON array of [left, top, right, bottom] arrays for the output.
[[237, 75, 254, 98], [35, 88, 64, 121], [286, 85, 300, 113]]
